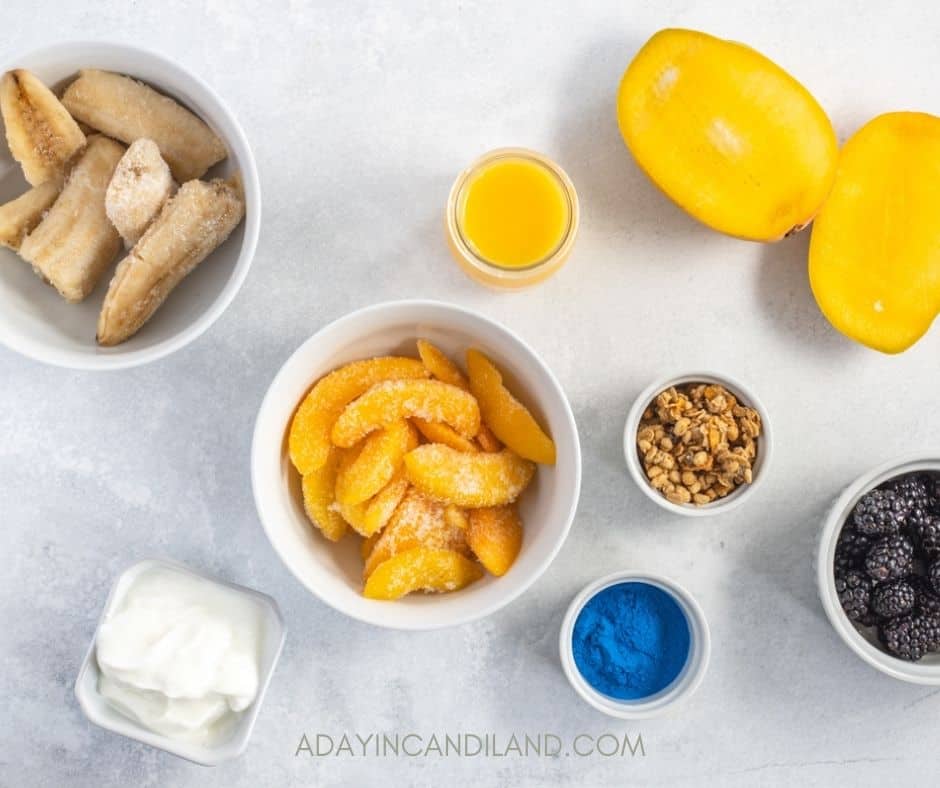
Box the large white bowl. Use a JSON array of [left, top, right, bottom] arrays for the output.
[[251, 300, 582, 630], [0, 42, 260, 369], [817, 454, 940, 684]]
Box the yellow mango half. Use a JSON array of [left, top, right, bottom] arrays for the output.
[[617, 29, 837, 240], [809, 113, 940, 353]]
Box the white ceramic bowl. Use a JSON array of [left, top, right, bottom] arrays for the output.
[[74, 558, 286, 765], [0, 41, 260, 369], [559, 571, 710, 718], [623, 371, 773, 517], [251, 300, 581, 630], [817, 454, 940, 684]]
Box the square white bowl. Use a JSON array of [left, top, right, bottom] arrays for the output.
[[251, 300, 581, 630], [74, 558, 286, 766], [0, 41, 260, 369]]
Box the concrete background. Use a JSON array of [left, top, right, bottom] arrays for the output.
[[2, 1, 940, 785]]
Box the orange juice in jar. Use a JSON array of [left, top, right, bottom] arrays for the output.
[[446, 148, 579, 288]]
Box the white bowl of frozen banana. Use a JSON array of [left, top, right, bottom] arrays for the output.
[[0, 41, 259, 369]]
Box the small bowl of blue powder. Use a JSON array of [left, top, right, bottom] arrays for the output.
[[559, 572, 710, 718]]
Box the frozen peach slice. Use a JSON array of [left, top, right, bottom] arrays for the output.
[[404, 444, 535, 507], [466, 349, 556, 465], [412, 418, 479, 453], [331, 379, 480, 448], [335, 420, 418, 505], [360, 531, 380, 560], [417, 340, 501, 450], [301, 450, 347, 542], [288, 357, 428, 475], [417, 339, 469, 388], [467, 506, 523, 576], [363, 487, 469, 578], [338, 472, 409, 537], [363, 548, 484, 600], [444, 505, 469, 531]]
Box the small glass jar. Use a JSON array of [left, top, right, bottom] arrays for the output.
[[445, 148, 579, 289]]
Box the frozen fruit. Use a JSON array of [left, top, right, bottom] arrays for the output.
[[467, 506, 523, 577], [417, 339, 469, 388], [288, 357, 428, 475], [835, 570, 874, 625], [891, 475, 932, 531], [834, 527, 874, 577], [852, 488, 907, 536], [301, 450, 347, 542], [865, 535, 914, 582], [334, 420, 418, 505], [363, 548, 484, 600], [879, 613, 940, 661], [416, 340, 501, 450], [872, 579, 916, 620], [360, 532, 380, 560], [466, 349, 555, 465], [404, 445, 535, 508], [363, 487, 469, 579], [0, 182, 59, 251], [337, 472, 409, 537], [412, 418, 479, 453], [331, 379, 480, 448]]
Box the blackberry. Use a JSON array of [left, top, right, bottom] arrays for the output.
[[879, 613, 940, 661], [871, 579, 916, 619], [852, 489, 908, 536], [914, 515, 940, 561], [892, 475, 932, 531], [834, 528, 874, 576], [835, 570, 874, 623], [930, 561, 940, 596], [865, 535, 914, 582], [908, 575, 940, 616]]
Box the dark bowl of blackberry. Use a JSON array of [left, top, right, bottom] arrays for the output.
[[819, 457, 940, 682]]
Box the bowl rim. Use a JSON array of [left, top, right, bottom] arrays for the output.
[[73, 557, 286, 765], [558, 570, 711, 719], [816, 453, 940, 684], [0, 40, 261, 370], [622, 370, 773, 517], [250, 298, 582, 630]]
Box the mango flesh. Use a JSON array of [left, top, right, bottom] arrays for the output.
[[809, 113, 940, 353], [617, 28, 838, 241]]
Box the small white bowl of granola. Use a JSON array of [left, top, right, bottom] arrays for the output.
[[623, 371, 773, 517]]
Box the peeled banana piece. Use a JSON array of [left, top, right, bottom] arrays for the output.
[[19, 135, 125, 302], [106, 138, 175, 248], [0, 181, 60, 250], [97, 176, 245, 345], [62, 70, 227, 182], [0, 69, 86, 186]]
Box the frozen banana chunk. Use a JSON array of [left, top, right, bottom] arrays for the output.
[[0, 181, 60, 251], [97, 176, 245, 345], [19, 135, 125, 302], [0, 69, 86, 185], [106, 139, 175, 248], [62, 70, 227, 182]]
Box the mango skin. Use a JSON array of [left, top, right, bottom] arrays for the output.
[[617, 29, 838, 241], [809, 113, 940, 353]]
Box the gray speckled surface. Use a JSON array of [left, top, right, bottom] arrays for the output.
[[3, 1, 940, 785]]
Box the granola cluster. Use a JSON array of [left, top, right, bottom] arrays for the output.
[[637, 383, 761, 506]]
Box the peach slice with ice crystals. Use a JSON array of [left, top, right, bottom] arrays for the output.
[[412, 418, 479, 453], [334, 420, 418, 505], [331, 379, 480, 448], [404, 444, 535, 507], [288, 357, 428, 475], [301, 449, 347, 542], [363, 548, 484, 600], [337, 472, 409, 537], [363, 487, 469, 578], [466, 349, 555, 465], [467, 506, 523, 576]]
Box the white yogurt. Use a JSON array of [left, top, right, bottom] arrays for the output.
[[95, 565, 263, 743]]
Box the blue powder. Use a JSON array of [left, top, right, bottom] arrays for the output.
[[572, 582, 691, 700]]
